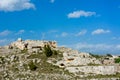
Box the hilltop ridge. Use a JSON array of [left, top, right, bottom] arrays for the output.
[[0, 38, 120, 80]]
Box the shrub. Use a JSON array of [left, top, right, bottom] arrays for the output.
[[87, 63, 100, 66], [0, 56, 5, 64], [43, 45, 53, 57], [21, 49, 28, 53], [89, 53, 102, 59], [53, 50, 58, 55], [114, 58, 120, 63], [28, 61, 37, 71]]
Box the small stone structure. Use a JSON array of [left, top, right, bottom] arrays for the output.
[[10, 38, 57, 50]]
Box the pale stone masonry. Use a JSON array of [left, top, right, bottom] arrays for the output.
[[10, 38, 57, 50]]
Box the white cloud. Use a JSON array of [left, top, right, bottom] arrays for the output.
[[116, 45, 120, 49], [29, 30, 35, 33], [48, 30, 58, 33], [119, 6, 120, 8], [67, 10, 96, 18], [15, 30, 25, 35], [0, 0, 35, 12], [61, 32, 68, 37], [68, 42, 120, 54], [0, 39, 7, 43], [0, 39, 14, 46], [41, 33, 46, 40], [92, 29, 110, 35], [55, 34, 59, 38], [112, 37, 117, 40], [50, 0, 55, 3], [0, 30, 11, 36], [112, 37, 120, 40], [76, 30, 87, 36]]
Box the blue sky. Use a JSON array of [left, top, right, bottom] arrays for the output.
[[0, 0, 120, 54]]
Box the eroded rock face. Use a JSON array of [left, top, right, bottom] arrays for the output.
[[57, 52, 101, 67], [54, 48, 120, 76]]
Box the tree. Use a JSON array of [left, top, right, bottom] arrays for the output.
[[43, 45, 53, 57], [106, 54, 113, 57], [89, 53, 102, 59]]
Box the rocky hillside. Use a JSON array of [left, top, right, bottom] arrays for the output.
[[0, 39, 120, 80]]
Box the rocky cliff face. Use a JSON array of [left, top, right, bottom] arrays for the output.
[[0, 39, 120, 80]]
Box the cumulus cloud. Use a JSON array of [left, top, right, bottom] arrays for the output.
[[92, 29, 110, 35], [0, 39, 14, 46], [112, 37, 120, 40], [0, 39, 7, 43], [41, 33, 46, 40], [15, 30, 25, 35], [29, 30, 34, 33], [68, 42, 120, 54], [67, 10, 96, 18], [76, 30, 87, 36], [119, 6, 120, 8], [48, 30, 58, 33], [61, 32, 68, 37], [0, 0, 35, 12], [0, 30, 11, 36], [50, 0, 55, 3]]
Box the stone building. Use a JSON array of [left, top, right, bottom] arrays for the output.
[[10, 38, 57, 50]]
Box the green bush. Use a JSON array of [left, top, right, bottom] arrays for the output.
[[89, 53, 102, 59], [21, 49, 28, 53], [53, 50, 58, 55], [43, 45, 53, 57], [87, 63, 100, 66], [0, 56, 5, 64], [28, 61, 37, 71], [114, 58, 120, 63]]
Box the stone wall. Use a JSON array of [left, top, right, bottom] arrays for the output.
[[66, 66, 118, 75], [10, 40, 26, 50], [10, 38, 57, 50]]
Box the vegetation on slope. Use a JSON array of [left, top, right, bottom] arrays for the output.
[[114, 58, 120, 63]]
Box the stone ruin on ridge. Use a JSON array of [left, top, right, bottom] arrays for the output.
[[9, 38, 57, 53]]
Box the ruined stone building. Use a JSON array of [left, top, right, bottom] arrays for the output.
[[9, 38, 57, 51]]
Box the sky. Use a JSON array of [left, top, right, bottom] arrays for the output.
[[0, 0, 120, 55]]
